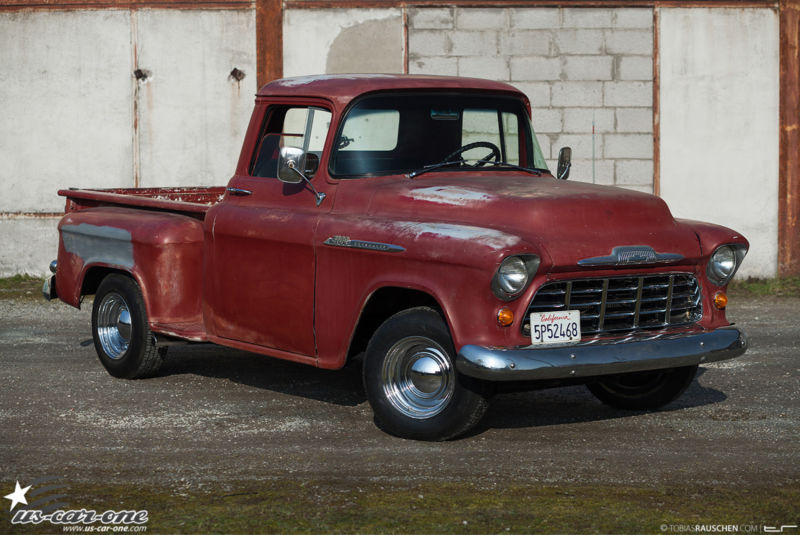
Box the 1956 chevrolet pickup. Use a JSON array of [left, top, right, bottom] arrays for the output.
[[44, 74, 748, 440]]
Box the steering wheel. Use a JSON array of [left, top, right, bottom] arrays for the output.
[[440, 141, 501, 167]]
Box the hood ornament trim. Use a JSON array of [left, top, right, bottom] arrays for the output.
[[578, 246, 684, 266]]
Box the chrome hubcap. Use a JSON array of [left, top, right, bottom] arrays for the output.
[[409, 356, 444, 394], [382, 336, 455, 419], [97, 292, 131, 359]]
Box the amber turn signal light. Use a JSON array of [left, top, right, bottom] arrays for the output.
[[713, 291, 728, 310], [497, 307, 514, 327]]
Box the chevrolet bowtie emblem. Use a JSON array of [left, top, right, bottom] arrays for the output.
[[578, 246, 684, 266]]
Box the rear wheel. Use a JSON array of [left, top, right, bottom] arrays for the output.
[[363, 307, 489, 441], [92, 274, 165, 379], [586, 365, 698, 410]]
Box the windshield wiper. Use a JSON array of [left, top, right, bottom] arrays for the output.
[[407, 159, 547, 179], [407, 160, 464, 179], [483, 161, 544, 176]]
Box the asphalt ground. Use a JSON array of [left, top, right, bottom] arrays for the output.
[[0, 292, 798, 532]]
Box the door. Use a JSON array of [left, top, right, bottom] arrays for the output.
[[207, 104, 333, 356]]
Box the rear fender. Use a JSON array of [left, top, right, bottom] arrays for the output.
[[55, 207, 205, 325]]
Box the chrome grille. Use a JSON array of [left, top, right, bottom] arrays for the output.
[[522, 273, 702, 336]]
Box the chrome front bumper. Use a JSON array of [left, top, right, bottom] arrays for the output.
[[456, 326, 747, 382]]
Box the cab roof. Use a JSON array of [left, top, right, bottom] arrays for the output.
[[257, 74, 529, 110]]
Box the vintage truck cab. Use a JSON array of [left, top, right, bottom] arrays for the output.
[[45, 74, 748, 440]]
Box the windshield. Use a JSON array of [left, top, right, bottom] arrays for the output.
[[329, 93, 549, 178]]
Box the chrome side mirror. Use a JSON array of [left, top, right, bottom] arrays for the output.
[[557, 147, 572, 180], [277, 146, 326, 206], [277, 146, 305, 184]]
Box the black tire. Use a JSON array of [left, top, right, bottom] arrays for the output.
[[91, 274, 166, 379], [586, 365, 698, 410], [363, 307, 489, 441]]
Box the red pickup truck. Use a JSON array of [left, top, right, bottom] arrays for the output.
[[45, 74, 748, 440]]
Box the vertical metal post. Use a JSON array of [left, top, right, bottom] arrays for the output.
[[597, 279, 609, 332], [779, 0, 800, 276], [664, 274, 674, 325], [565, 281, 573, 310], [257, 0, 283, 87], [633, 276, 644, 328]]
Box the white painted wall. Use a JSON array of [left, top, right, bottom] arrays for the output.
[[0, 10, 134, 214], [0, 8, 256, 276], [283, 8, 404, 77], [135, 9, 256, 187], [0, 218, 60, 277], [659, 8, 779, 278]]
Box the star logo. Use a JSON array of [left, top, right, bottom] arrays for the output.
[[4, 480, 31, 511]]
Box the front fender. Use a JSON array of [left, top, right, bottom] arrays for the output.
[[314, 215, 539, 368]]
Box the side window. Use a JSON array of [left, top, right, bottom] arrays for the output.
[[251, 106, 332, 178]]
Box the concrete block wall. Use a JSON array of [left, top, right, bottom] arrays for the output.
[[408, 7, 654, 192]]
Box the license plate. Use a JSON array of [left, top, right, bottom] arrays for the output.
[[530, 310, 581, 345]]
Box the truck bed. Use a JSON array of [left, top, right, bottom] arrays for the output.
[[58, 186, 227, 217]]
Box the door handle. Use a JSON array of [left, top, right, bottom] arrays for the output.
[[226, 187, 252, 196]]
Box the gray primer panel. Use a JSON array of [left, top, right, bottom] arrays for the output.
[[61, 224, 134, 269]]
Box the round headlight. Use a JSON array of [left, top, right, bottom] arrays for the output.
[[707, 245, 737, 285], [497, 257, 528, 294], [492, 255, 540, 300]]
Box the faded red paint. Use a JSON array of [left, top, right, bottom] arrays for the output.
[[56, 207, 206, 324], [53, 74, 748, 370], [59, 186, 226, 216], [257, 74, 530, 110]]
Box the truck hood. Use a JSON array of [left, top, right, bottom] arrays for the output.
[[365, 174, 701, 270]]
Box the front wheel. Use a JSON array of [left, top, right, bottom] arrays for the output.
[[363, 307, 489, 441], [586, 365, 698, 410], [92, 273, 166, 379]]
